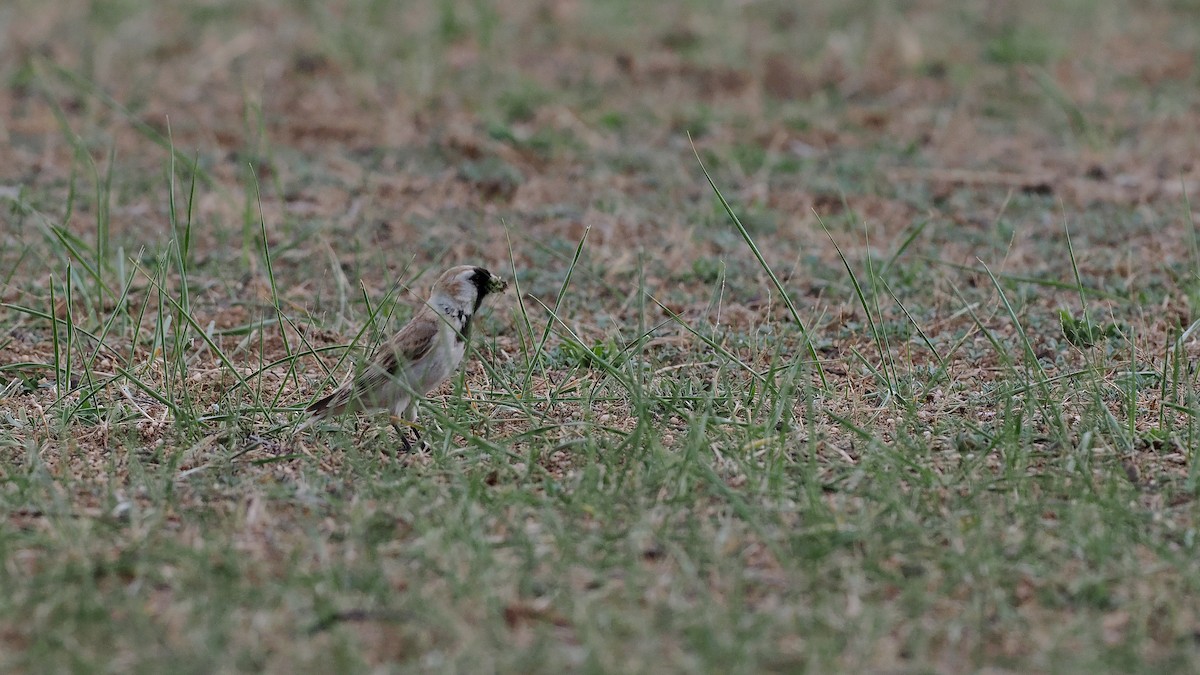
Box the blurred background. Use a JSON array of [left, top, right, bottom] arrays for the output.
[[4, 0, 1198, 306]]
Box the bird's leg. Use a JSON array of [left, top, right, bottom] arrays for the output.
[[406, 401, 428, 452], [390, 419, 412, 453], [389, 397, 416, 454]]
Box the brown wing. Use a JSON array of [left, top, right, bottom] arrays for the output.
[[385, 308, 441, 365], [307, 311, 440, 417]]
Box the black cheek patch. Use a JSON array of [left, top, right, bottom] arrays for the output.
[[469, 267, 492, 312]]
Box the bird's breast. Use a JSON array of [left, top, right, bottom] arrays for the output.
[[409, 323, 466, 394]]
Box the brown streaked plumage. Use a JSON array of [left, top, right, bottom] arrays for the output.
[[305, 265, 508, 449]]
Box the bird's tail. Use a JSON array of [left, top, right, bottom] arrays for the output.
[[306, 390, 347, 419], [295, 390, 347, 434]]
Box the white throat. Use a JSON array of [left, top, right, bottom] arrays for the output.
[[429, 293, 474, 335]]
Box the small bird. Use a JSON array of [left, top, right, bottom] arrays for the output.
[[305, 265, 508, 449]]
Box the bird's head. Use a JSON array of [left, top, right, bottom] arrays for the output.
[[430, 265, 508, 313]]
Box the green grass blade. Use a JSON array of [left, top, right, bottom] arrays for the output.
[[689, 135, 827, 388]]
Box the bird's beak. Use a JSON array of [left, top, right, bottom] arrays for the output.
[[488, 275, 508, 294]]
